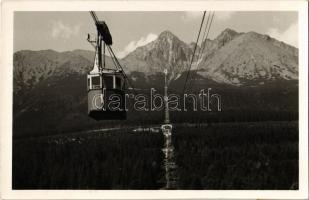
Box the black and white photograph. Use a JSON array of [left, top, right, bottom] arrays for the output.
[[0, 0, 308, 199]]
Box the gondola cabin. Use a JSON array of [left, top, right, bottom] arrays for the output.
[[87, 11, 126, 120], [87, 69, 126, 120]]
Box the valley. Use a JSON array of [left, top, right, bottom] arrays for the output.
[[13, 121, 298, 189]]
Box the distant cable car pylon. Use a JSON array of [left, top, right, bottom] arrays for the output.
[[164, 68, 170, 124], [161, 67, 173, 134]]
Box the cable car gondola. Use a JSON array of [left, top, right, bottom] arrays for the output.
[[87, 11, 126, 120]]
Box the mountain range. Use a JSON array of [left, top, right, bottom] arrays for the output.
[[13, 28, 299, 138], [14, 28, 298, 91]]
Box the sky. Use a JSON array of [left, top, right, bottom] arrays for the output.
[[14, 11, 298, 58]]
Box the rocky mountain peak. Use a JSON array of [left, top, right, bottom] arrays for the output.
[[121, 30, 192, 77], [217, 28, 239, 37], [158, 30, 177, 40], [155, 30, 184, 49], [197, 29, 298, 85], [214, 28, 241, 47]]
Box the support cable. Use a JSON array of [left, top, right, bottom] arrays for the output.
[[187, 12, 215, 92], [182, 11, 206, 95]]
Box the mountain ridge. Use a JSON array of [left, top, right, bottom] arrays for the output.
[[13, 28, 298, 92]]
